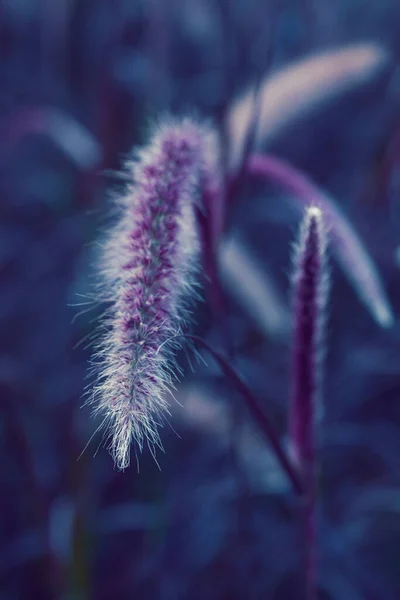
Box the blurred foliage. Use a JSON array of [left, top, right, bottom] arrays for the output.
[[1, 1, 400, 599]]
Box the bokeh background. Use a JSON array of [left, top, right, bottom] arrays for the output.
[[2, 1, 400, 598]]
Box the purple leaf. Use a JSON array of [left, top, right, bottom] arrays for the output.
[[227, 44, 389, 171]]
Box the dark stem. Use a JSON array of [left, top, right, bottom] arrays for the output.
[[186, 335, 303, 496]]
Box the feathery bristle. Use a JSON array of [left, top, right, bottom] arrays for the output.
[[89, 118, 218, 469]]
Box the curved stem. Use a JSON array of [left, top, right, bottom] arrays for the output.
[[186, 334, 303, 496]]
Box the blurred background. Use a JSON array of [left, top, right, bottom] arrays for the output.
[[2, 1, 400, 598]]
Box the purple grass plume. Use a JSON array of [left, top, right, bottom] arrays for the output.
[[290, 205, 328, 471], [90, 118, 217, 470], [248, 154, 393, 328], [290, 206, 328, 600]]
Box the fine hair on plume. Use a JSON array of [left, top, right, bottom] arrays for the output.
[[87, 117, 219, 470]]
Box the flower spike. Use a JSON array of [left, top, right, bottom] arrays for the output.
[[90, 118, 216, 469]]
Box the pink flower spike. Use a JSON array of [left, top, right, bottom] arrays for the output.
[[90, 118, 216, 469]]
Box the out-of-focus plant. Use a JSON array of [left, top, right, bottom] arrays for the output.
[[2, 0, 399, 597], [290, 206, 328, 600], [88, 41, 394, 597]]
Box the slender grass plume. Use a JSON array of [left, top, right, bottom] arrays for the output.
[[90, 118, 217, 469], [290, 205, 328, 479], [248, 154, 393, 328], [290, 206, 328, 600]]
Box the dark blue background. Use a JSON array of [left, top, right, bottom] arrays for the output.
[[1, 1, 400, 598]]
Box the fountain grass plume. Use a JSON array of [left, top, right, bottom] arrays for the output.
[[248, 154, 393, 328], [290, 206, 328, 600], [90, 117, 217, 469], [290, 205, 328, 475]]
